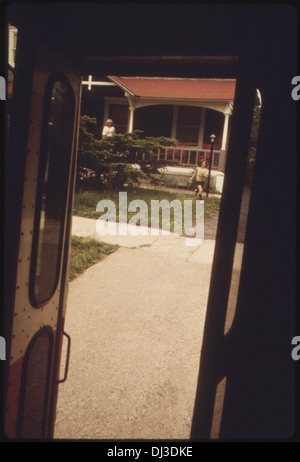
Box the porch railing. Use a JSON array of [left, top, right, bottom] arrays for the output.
[[158, 145, 227, 172]]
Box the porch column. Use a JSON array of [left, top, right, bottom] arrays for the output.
[[171, 105, 178, 138], [198, 107, 206, 147], [221, 112, 230, 150], [127, 94, 136, 133], [103, 98, 109, 125], [128, 106, 135, 133]]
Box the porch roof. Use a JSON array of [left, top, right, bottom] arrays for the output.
[[108, 76, 236, 101]]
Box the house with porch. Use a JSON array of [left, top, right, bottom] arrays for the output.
[[81, 75, 236, 192]]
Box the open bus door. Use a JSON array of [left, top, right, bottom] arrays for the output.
[[190, 54, 296, 440], [4, 36, 81, 438]]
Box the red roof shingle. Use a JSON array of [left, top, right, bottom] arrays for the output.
[[109, 76, 236, 101]]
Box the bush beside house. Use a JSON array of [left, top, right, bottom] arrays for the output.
[[76, 115, 178, 190]]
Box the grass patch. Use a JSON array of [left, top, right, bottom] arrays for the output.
[[73, 187, 220, 232], [69, 235, 119, 281]]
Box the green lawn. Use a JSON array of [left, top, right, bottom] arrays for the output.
[[70, 187, 220, 280], [69, 235, 119, 281], [73, 187, 220, 228]]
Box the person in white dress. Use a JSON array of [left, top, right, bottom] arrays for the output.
[[102, 119, 116, 138]]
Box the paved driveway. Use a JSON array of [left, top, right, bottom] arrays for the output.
[[54, 217, 216, 440]]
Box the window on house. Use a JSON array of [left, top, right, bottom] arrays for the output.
[[109, 104, 128, 134], [203, 110, 223, 149], [176, 106, 202, 145], [134, 105, 173, 138]]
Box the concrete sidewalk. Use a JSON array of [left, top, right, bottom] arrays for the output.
[[54, 216, 216, 440], [70, 215, 216, 262]]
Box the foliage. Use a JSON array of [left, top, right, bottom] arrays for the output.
[[76, 115, 178, 190]]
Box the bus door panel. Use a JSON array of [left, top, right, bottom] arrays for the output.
[[4, 42, 81, 439]]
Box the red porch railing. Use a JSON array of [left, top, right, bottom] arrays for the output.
[[158, 144, 226, 171]]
